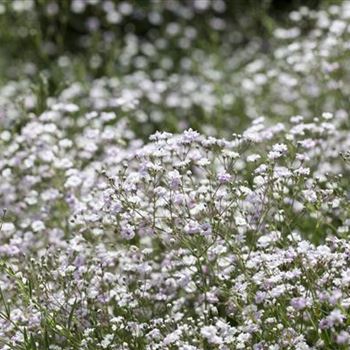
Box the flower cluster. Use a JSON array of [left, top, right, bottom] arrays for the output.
[[238, 3, 350, 121], [1, 112, 350, 348], [1, 1, 350, 349]]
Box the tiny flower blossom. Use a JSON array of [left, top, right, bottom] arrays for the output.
[[290, 297, 307, 310], [217, 172, 232, 183]]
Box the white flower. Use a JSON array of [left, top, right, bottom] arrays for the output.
[[247, 154, 261, 162], [101, 334, 114, 349], [65, 175, 82, 188], [31, 220, 45, 232], [303, 189, 317, 203], [168, 170, 181, 189], [1, 222, 15, 234], [272, 143, 288, 153], [235, 216, 247, 226], [164, 330, 181, 345], [322, 112, 333, 120], [200, 326, 222, 344]]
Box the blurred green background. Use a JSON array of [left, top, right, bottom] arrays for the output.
[[0, 0, 344, 139], [0, 0, 339, 84]]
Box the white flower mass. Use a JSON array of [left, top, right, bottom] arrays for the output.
[[1, 0, 350, 349]]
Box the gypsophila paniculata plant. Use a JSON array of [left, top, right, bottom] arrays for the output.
[[1, 1, 350, 349]]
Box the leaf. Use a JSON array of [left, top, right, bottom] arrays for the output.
[[30, 334, 37, 350], [0, 287, 10, 319], [67, 299, 78, 331]]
